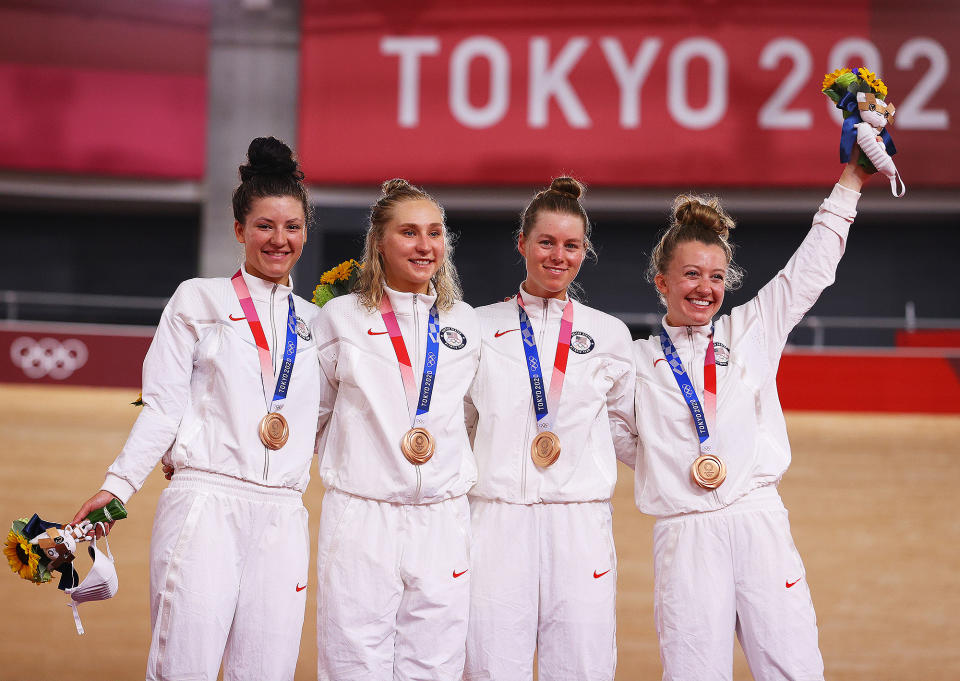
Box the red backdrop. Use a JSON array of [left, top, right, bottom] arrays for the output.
[[299, 1, 958, 187], [0, 7, 207, 179]]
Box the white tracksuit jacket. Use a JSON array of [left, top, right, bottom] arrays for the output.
[[312, 287, 480, 503], [468, 290, 637, 503], [99, 269, 321, 681], [101, 268, 322, 502], [311, 286, 480, 680], [463, 290, 636, 681], [633, 183, 859, 516]]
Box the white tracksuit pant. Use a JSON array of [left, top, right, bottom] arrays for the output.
[[464, 499, 617, 681], [146, 469, 309, 681], [316, 488, 472, 681], [653, 486, 823, 681]]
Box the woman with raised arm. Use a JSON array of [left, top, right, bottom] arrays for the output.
[[311, 179, 480, 680], [464, 177, 637, 681], [633, 154, 872, 680], [72, 137, 321, 680]]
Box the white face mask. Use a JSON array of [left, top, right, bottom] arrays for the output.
[[63, 523, 119, 635]]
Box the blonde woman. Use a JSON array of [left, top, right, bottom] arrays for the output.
[[312, 180, 480, 680], [633, 155, 873, 680]]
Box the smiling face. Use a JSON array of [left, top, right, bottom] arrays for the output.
[[655, 240, 728, 327], [378, 198, 445, 294], [518, 210, 587, 300], [234, 195, 306, 285]]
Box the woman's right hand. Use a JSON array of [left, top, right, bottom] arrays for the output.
[[839, 146, 870, 192], [72, 490, 119, 537]]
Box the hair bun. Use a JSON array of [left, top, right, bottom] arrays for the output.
[[381, 178, 412, 196], [671, 194, 735, 239], [239, 136, 303, 183], [548, 176, 584, 200]]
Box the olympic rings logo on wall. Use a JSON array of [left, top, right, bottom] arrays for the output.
[[9, 337, 89, 380]]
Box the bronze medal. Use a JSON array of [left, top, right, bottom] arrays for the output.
[[259, 412, 289, 450], [401, 427, 435, 465], [530, 431, 561, 468], [691, 454, 726, 489]]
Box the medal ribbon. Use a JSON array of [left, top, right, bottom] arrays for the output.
[[659, 325, 717, 455], [379, 293, 441, 428], [517, 291, 573, 433], [230, 269, 299, 411]]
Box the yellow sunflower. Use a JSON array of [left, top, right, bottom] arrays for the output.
[[4, 527, 42, 583], [857, 67, 888, 99], [319, 259, 361, 285], [822, 67, 851, 90]]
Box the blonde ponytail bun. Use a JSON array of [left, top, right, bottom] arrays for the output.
[[381, 178, 412, 196], [671, 194, 735, 240]]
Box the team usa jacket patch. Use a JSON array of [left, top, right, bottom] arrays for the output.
[[295, 316, 312, 341], [713, 340, 730, 366], [440, 327, 467, 350], [570, 331, 595, 354]]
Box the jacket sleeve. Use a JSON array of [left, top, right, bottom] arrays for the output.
[[747, 183, 859, 367], [312, 309, 341, 451], [464, 383, 479, 446], [101, 282, 199, 503], [607, 321, 639, 469]]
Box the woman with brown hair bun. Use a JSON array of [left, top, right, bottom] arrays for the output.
[[464, 177, 637, 681], [72, 136, 321, 680], [311, 179, 480, 680], [633, 153, 874, 680]]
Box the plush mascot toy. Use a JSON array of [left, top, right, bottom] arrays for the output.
[[823, 67, 905, 197], [6, 499, 127, 589]]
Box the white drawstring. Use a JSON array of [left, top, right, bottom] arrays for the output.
[[68, 601, 85, 635], [891, 170, 906, 198]]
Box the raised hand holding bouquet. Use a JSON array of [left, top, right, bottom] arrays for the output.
[[823, 67, 905, 196]]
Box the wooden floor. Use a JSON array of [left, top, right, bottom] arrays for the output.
[[1, 384, 957, 680]]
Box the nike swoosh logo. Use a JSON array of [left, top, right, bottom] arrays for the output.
[[229, 314, 246, 321], [594, 569, 611, 579], [786, 578, 801, 588], [494, 329, 520, 338], [654, 358, 667, 367], [296, 583, 307, 592], [368, 329, 388, 335], [453, 569, 468, 578]]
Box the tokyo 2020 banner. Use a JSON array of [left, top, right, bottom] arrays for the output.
[[298, 1, 956, 187]]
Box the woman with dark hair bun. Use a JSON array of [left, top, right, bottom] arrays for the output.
[[73, 137, 321, 680], [464, 177, 637, 681], [311, 179, 479, 680], [632, 152, 874, 680]]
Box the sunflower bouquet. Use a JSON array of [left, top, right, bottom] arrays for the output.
[[822, 68, 896, 169], [5, 499, 128, 590], [312, 259, 362, 308]]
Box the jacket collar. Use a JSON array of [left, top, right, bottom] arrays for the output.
[[383, 282, 438, 314], [661, 315, 713, 343], [240, 265, 293, 302], [518, 283, 570, 317]]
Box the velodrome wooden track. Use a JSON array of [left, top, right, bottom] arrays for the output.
[[1, 384, 957, 680]]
